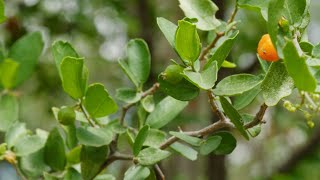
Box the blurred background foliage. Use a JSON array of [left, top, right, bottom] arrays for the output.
[[1, 0, 320, 179]]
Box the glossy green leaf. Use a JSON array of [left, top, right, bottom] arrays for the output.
[[312, 43, 320, 58], [60, 57, 86, 99], [127, 39, 151, 84], [146, 96, 188, 128], [213, 131, 237, 155], [52, 41, 79, 78], [44, 128, 66, 171], [300, 41, 313, 55], [0, 0, 5, 23], [84, 83, 118, 118], [183, 61, 218, 90], [178, 0, 221, 31], [118, 59, 140, 87], [105, 119, 127, 134], [233, 85, 261, 110], [158, 75, 199, 101], [169, 131, 202, 146], [257, 55, 271, 73], [133, 125, 150, 156], [261, 62, 294, 106], [141, 95, 155, 113], [200, 136, 222, 155], [76, 127, 113, 147], [170, 142, 198, 161], [220, 97, 249, 140], [306, 58, 320, 67], [0, 95, 19, 132], [175, 20, 201, 62], [205, 31, 239, 69], [0, 59, 19, 89], [267, 0, 285, 49], [43, 172, 59, 180], [64, 168, 82, 180], [143, 129, 166, 148], [116, 88, 141, 103], [81, 145, 108, 180], [14, 135, 46, 156], [5, 123, 28, 149], [213, 74, 263, 96], [8, 32, 44, 86], [137, 147, 171, 166], [20, 149, 49, 178], [124, 165, 150, 180], [157, 17, 177, 47], [283, 40, 316, 92]]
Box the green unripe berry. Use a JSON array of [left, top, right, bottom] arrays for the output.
[[279, 17, 289, 32], [58, 106, 76, 125], [162, 65, 184, 84]]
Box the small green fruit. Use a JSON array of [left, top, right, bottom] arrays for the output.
[[58, 107, 76, 125], [162, 65, 183, 84]]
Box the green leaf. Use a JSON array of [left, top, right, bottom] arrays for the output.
[[233, 84, 261, 110], [43, 172, 59, 180], [5, 123, 28, 149], [0, 0, 6, 23], [84, 83, 118, 118], [283, 40, 316, 92], [143, 129, 166, 148], [183, 61, 218, 90], [118, 59, 140, 87], [0, 59, 19, 89], [44, 128, 66, 171], [76, 127, 113, 147], [157, 17, 177, 48], [116, 88, 141, 103], [284, 0, 306, 26], [306, 58, 320, 67], [205, 31, 239, 69], [300, 41, 313, 55], [81, 145, 109, 180], [62, 125, 78, 149], [60, 57, 86, 99], [169, 131, 202, 146], [0, 94, 19, 132], [175, 20, 201, 62], [8, 32, 44, 86], [94, 174, 116, 180], [170, 142, 198, 161], [213, 131, 237, 155], [178, 0, 221, 31], [64, 168, 82, 180], [124, 165, 150, 180], [133, 125, 150, 156], [312, 43, 320, 58], [105, 119, 127, 134], [14, 135, 46, 156], [220, 97, 249, 140], [200, 136, 222, 155], [257, 55, 270, 73], [146, 96, 188, 128], [267, 0, 285, 49], [261, 62, 294, 106], [127, 39, 151, 85], [158, 75, 199, 101], [66, 146, 81, 165], [20, 149, 49, 178], [137, 147, 171, 166], [213, 74, 263, 96], [52, 41, 79, 78], [141, 95, 155, 113], [58, 107, 76, 125]]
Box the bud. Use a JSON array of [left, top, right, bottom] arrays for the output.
[[58, 106, 76, 125], [279, 16, 289, 32], [4, 151, 17, 165], [162, 65, 184, 84]]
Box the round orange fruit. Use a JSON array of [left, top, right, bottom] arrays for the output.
[[257, 34, 279, 62]]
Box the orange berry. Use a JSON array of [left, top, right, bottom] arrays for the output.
[[257, 34, 279, 62]]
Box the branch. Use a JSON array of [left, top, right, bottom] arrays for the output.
[[154, 164, 165, 180], [207, 91, 227, 122], [160, 103, 268, 150]]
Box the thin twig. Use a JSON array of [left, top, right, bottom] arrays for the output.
[[155, 164, 165, 180], [244, 103, 268, 129], [207, 91, 227, 122], [199, 32, 224, 61], [79, 102, 95, 127]]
